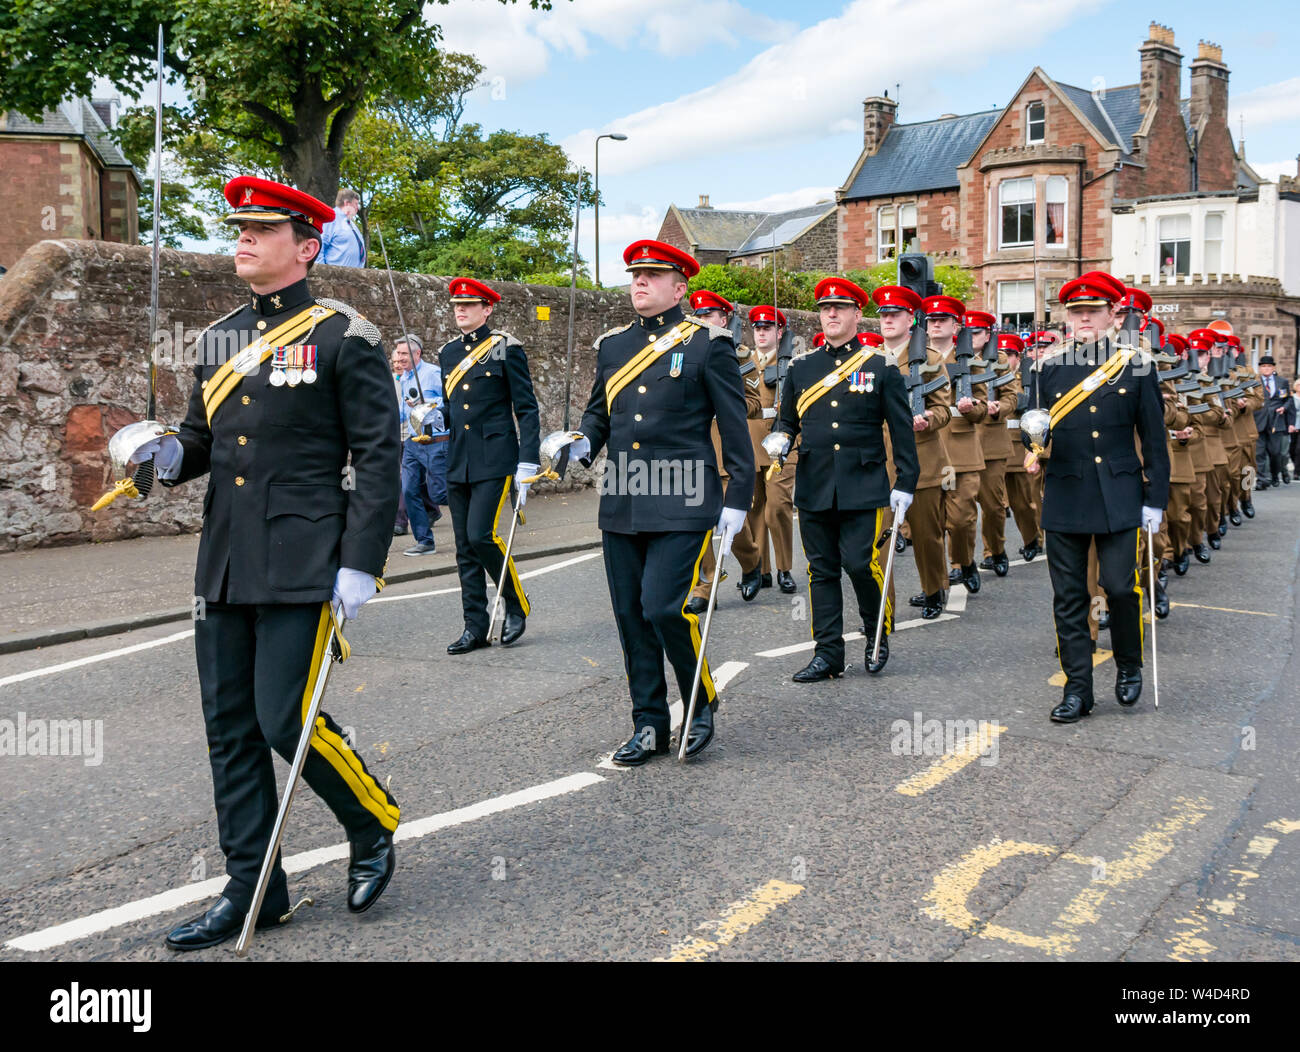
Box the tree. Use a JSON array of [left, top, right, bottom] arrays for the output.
[[0, 0, 556, 204]]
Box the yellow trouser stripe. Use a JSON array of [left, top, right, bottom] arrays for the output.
[[492, 477, 530, 616], [299, 605, 400, 830], [795, 348, 877, 419], [869, 507, 891, 634], [1133, 527, 1144, 652], [444, 334, 502, 394], [681, 532, 717, 704], [203, 308, 332, 424]]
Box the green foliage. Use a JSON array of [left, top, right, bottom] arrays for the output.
[[523, 271, 596, 290]]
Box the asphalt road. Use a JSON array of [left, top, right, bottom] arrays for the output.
[[2, 485, 1298, 962]]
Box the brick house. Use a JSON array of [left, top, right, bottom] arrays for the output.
[[836, 24, 1253, 333], [656, 195, 837, 271], [0, 97, 141, 271]]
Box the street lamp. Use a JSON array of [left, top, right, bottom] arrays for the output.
[[595, 132, 628, 288]]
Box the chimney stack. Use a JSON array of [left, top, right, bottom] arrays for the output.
[[862, 93, 898, 157], [697, 194, 712, 209], [1138, 22, 1182, 116], [1188, 40, 1229, 132]]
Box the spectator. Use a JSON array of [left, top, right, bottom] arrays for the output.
[[320, 188, 367, 267], [394, 334, 449, 555]]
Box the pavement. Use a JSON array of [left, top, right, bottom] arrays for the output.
[[1, 480, 1298, 963], [0, 488, 603, 654]]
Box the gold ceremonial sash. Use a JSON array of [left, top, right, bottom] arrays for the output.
[[444, 333, 503, 395], [1045, 346, 1135, 430], [604, 321, 697, 411], [202, 305, 335, 425], [795, 347, 877, 419]]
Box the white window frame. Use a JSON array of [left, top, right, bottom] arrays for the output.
[[997, 279, 1036, 328], [877, 205, 897, 261], [1026, 101, 1046, 145], [1203, 212, 1224, 275], [999, 178, 1035, 249], [1157, 213, 1192, 278], [899, 203, 918, 254], [1044, 175, 1068, 248]]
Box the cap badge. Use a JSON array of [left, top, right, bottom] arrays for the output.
[[270, 294, 282, 310], [243, 187, 255, 204]]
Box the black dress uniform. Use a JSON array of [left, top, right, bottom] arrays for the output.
[[163, 274, 401, 921], [1028, 322, 1169, 719], [578, 300, 755, 754], [438, 321, 540, 645], [774, 284, 919, 675]]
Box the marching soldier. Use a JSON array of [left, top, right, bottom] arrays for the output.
[[121, 177, 402, 948], [1183, 335, 1219, 565], [438, 278, 541, 653], [767, 277, 918, 680], [1227, 334, 1262, 520], [686, 289, 763, 612], [1024, 271, 1168, 723], [971, 320, 1021, 577], [1208, 333, 1243, 537], [1002, 336, 1043, 561], [568, 240, 755, 764], [873, 285, 953, 619], [1188, 329, 1230, 552], [747, 304, 799, 594]]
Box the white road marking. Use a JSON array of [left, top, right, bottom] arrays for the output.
[[4, 772, 604, 953], [711, 661, 748, 692], [0, 629, 196, 689], [373, 551, 602, 605], [947, 588, 969, 613], [753, 616, 956, 659]]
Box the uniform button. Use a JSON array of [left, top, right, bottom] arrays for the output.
[[463, 383, 470, 390], [634, 413, 642, 421], [463, 403, 470, 409], [1092, 431, 1099, 439], [832, 421, 839, 428], [235, 476, 245, 486], [835, 360, 842, 367], [632, 441, 641, 449], [238, 435, 248, 446], [241, 395, 251, 405], [256, 321, 266, 330], [638, 385, 647, 394], [834, 443, 841, 450], [463, 424, 470, 430], [831, 400, 838, 407], [201, 380, 208, 390], [1089, 405, 1096, 413], [1094, 456, 1102, 464], [1119, 387, 1126, 394]]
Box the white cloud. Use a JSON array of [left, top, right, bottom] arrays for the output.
[[1249, 159, 1298, 184], [1230, 77, 1300, 131], [561, 0, 1106, 177], [717, 186, 837, 211]]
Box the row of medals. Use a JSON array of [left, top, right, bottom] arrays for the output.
[[268, 345, 318, 387]]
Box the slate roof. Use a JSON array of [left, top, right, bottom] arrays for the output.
[[842, 109, 1002, 200], [733, 201, 835, 255], [0, 98, 138, 176], [675, 207, 771, 252], [1056, 81, 1141, 156]]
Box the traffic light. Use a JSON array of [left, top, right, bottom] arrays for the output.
[[898, 252, 940, 300]]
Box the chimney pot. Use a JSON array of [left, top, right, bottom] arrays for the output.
[[698, 194, 711, 209]]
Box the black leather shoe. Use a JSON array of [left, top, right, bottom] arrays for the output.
[[894, 532, 908, 554], [612, 726, 668, 766], [1219, 514, 1228, 534], [683, 702, 715, 758], [347, 831, 396, 913], [1154, 581, 1170, 619], [865, 633, 889, 674], [948, 567, 963, 584], [1208, 532, 1222, 551], [760, 573, 772, 589], [1173, 549, 1190, 575], [501, 612, 526, 646], [1193, 543, 1212, 564], [1157, 559, 1169, 590], [686, 596, 709, 616], [777, 570, 796, 594], [979, 556, 995, 570], [920, 591, 945, 620], [961, 562, 981, 593], [166, 895, 287, 951], [738, 566, 763, 602], [908, 592, 927, 607], [792, 655, 844, 682], [992, 552, 1009, 577], [1021, 537, 1042, 561], [1050, 694, 1093, 723], [1115, 666, 1142, 706], [447, 629, 489, 655], [1229, 509, 1242, 527], [1284, 472, 1292, 484], [1242, 498, 1255, 518]]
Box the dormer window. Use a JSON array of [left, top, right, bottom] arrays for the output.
[[1026, 101, 1046, 144]]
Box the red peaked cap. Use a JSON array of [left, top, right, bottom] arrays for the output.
[[872, 285, 922, 313], [688, 289, 732, 315], [1060, 271, 1126, 307], [748, 305, 788, 326], [858, 331, 884, 347], [813, 332, 826, 347], [1187, 328, 1219, 351], [1166, 333, 1189, 354], [1032, 330, 1060, 346], [921, 294, 965, 320], [223, 176, 334, 233], [814, 277, 869, 308], [1119, 287, 1154, 313], [997, 332, 1025, 354], [623, 239, 700, 277], [449, 277, 501, 304], [962, 310, 996, 330], [1144, 316, 1165, 340], [1226, 334, 1242, 347]]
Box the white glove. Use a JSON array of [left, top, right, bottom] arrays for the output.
[[568, 432, 592, 464], [762, 431, 791, 459], [515, 462, 539, 506], [129, 435, 183, 480], [761, 407, 777, 419], [1141, 506, 1163, 532], [716, 507, 748, 559], [331, 567, 377, 621], [890, 489, 913, 519]]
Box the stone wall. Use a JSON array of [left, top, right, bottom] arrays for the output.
[[0, 238, 819, 550]]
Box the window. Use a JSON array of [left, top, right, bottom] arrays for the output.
[[998, 280, 1036, 329], [1026, 101, 1046, 144], [1045, 176, 1067, 246], [1204, 212, 1224, 274], [1000, 178, 1034, 248], [1157, 214, 1191, 277], [1266, 337, 1274, 356], [878, 205, 896, 261], [1251, 336, 1259, 355], [900, 203, 918, 253]]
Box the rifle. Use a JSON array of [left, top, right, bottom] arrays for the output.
[[765, 318, 794, 424], [968, 330, 1001, 386], [946, 324, 974, 403], [1015, 355, 1033, 412], [904, 316, 945, 416]]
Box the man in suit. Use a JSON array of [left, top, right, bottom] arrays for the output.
[[1025, 271, 1169, 723], [118, 176, 401, 949], [438, 278, 541, 652], [1255, 355, 1295, 487]]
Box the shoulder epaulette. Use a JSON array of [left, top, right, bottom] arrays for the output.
[[314, 297, 382, 346], [689, 319, 733, 344], [490, 328, 522, 348], [593, 322, 633, 350]]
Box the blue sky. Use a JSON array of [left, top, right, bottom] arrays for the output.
[[433, 0, 1300, 284]]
